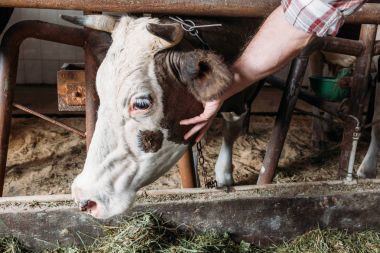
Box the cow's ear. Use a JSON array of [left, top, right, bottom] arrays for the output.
[[61, 15, 119, 33], [146, 23, 184, 47], [178, 50, 232, 102]]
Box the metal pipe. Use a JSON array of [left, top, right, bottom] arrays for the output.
[[321, 37, 364, 57], [0, 34, 17, 197], [346, 4, 380, 24], [0, 1, 379, 24], [0, 0, 280, 17], [346, 116, 360, 182], [0, 21, 85, 196], [1, 20, 85, 48], [84, 28, 100, 149], [257, 55, 309, 185], [178, 148, 197, 188], [13, 103, 85, 137], [297, 37, 363, 58]]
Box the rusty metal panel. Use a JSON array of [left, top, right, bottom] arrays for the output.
[[57, 69, 86, 111]]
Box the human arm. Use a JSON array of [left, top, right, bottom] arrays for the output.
[[180, 6, 314, 141], [181, 0, 367, 142]]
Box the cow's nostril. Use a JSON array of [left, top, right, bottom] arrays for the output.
[[79, 200, 97, 212]]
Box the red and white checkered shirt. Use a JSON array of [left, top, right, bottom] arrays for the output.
[[281, 0, 367, 37]]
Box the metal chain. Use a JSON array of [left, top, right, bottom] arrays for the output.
[[196, 142, 217, 188]]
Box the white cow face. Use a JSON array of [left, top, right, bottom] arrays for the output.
[[62, 15, 231, 219]]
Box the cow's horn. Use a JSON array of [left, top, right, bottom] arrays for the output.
[[146, 23, 184, 46], [61, 15, 118, 33]]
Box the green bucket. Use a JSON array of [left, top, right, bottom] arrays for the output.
[[309, 68, 351, 102]]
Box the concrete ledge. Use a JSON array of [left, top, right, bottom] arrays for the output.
[[1, 179, 380, 250]]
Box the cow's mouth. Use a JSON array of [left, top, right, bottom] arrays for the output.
[[79, 199, 97, 212]]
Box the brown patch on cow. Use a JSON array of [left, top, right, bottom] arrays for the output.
[[154, 51, 203, 144], [138, 130, 164, 153], [177, 50, 232, 102]]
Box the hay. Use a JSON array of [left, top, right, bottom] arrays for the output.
[[45, 212, 250, 253], [264, 228, 380, 253], [3, 213, 380, 253], [0, 236, 30, 253]]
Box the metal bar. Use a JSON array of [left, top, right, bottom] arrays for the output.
[[346, 5, 380, 24], [1, 20, 84, 48], [0, 34, 17, 197], [0, 1, 379, 24], [257, 55, 309, 185], [297, 37, 363, 58], [84, 26, 100, 149], [0, 20, 85, 196], [321, 37, 364, 57], [0, 0, 280, 17], [13, 103, 85, 137], [338, 24, 378, 178], [178, 148, 197, 188]]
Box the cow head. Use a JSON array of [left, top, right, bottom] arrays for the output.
[[63, 15, 231, 219]]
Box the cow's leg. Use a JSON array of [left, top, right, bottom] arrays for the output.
[[215, 111, 246, 187], [358, 128, 379, 178], [357, 68, 380, 178]]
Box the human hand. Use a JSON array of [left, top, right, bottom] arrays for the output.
[[180, 99, 223, 142]]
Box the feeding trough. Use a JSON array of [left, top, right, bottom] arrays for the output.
[[0, 180, 380, 251]]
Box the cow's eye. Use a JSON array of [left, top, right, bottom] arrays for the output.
[[133, 95, 152, 111]]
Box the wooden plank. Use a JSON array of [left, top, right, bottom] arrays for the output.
[[0, 180, 380, 250]]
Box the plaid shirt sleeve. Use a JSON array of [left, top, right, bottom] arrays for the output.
[[281, 0, 367, 37]]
